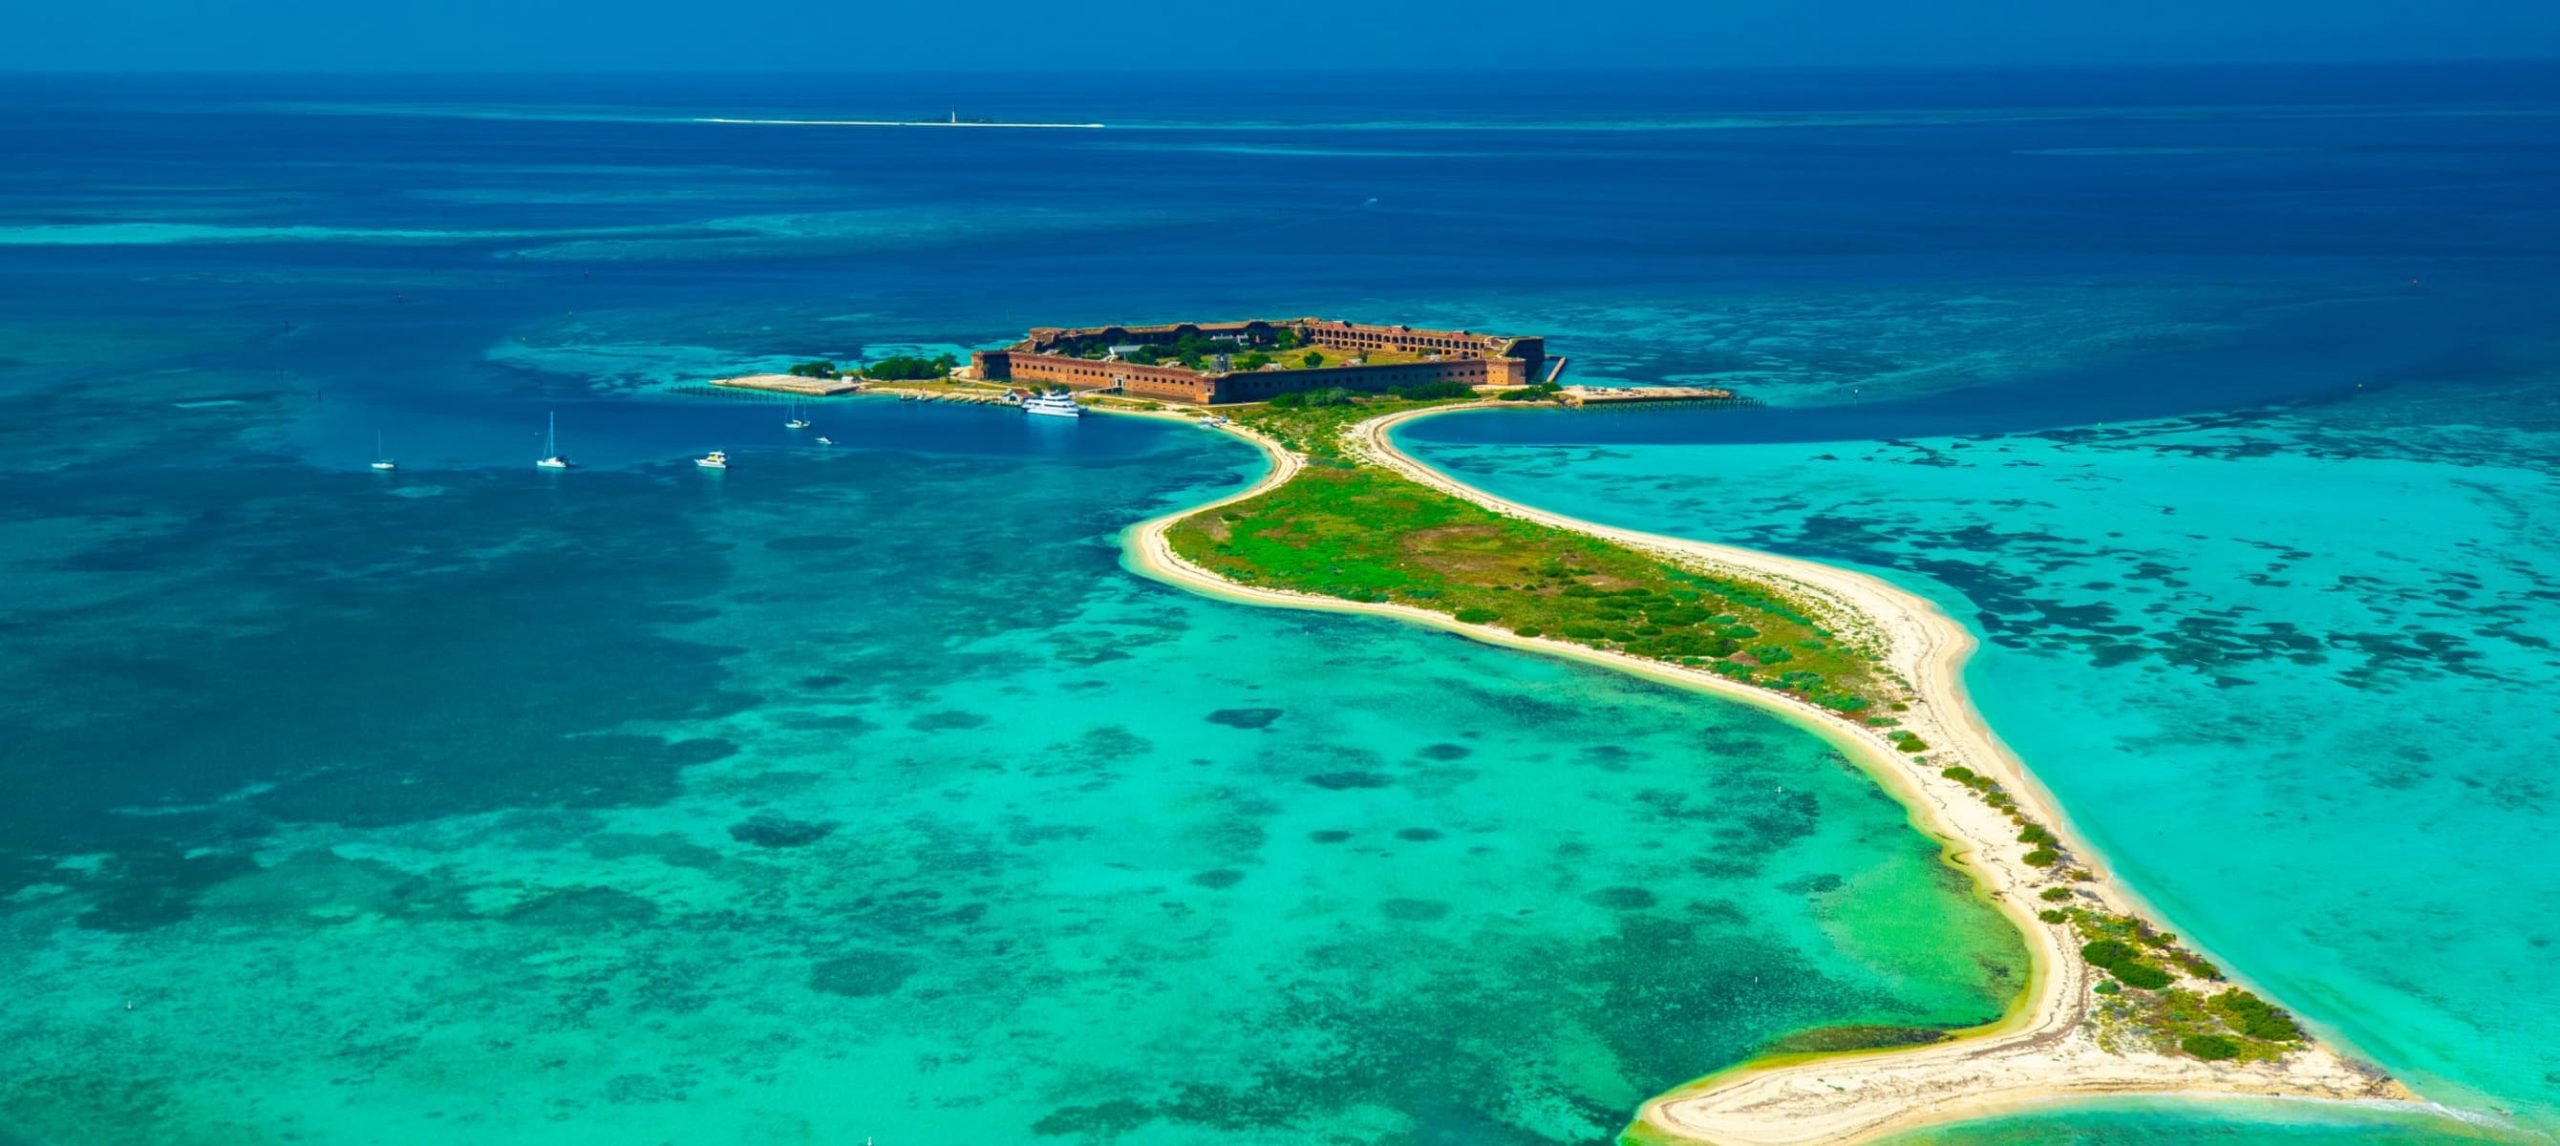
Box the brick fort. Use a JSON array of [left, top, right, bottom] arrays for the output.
[[970, 317, 1548, 405]]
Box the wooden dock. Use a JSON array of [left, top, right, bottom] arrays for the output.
[[1556, 385, 1739, 407], [869, 387, 1020, 406], [710, 373, 866, 397]]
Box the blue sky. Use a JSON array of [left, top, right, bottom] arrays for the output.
[[10, 0, 2559, 71]]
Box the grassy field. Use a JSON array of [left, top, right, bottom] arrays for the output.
[[1110, 344, 1455, 371], [1168, 398, 1892, 715]]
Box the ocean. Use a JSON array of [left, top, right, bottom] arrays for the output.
[[1, 65, 2554, 1143]]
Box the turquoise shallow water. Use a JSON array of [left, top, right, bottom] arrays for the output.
[[8, 66, 2558, 1145], [0, 393, 2027, 1143], [1872, 1098, 2535, 1145], [1400, 377, 2560, 1132]]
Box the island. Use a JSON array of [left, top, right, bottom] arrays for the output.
[[1064, 339, 2424, 1143], [687, 313, 2431, 1139]]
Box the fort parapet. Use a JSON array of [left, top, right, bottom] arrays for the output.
[[969, 317, 1546, 405]]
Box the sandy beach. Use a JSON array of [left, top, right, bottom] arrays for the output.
[[1114, 402, 2421, 1146]]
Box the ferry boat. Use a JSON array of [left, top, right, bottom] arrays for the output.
[[1023, 390, 1081, 419], [695, 450, 729, 470], [537, 411, 573, 469]]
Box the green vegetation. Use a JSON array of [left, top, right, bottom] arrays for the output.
[[2081, 940, 2175, 990], [861, 354, 958, 380], [1125, 331, 1253, 370], [1167, 395, 1891, 718], [2182, 1034, 2242, 1061], [1934, 760, 2301, 1064], [1763, 1025, 1951, 1055], [1499, 381, 1563, 402], [786, 359, 838, 378], [2065, 905, 2306, 1063], [2211, 988, 2305, 1040], [1299, 350, 1324, 369]]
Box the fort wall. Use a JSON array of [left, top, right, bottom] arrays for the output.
[[973, 317, 1546, 406]]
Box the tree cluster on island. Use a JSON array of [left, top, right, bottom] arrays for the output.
[[781, 354, 959, 381], [859, 354, 959, 380]]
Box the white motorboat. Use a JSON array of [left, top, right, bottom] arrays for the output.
[[1023, 390, 1081, 419], [695, 450, 729, 470]]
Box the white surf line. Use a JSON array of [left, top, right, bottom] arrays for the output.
[[693, 117, 1106, 129]]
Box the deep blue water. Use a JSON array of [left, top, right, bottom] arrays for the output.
[[3, 65, 2555, 1143]]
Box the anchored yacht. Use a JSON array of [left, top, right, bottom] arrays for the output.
[[695, 450, 729, 470], [537, 412, 573, 469], [1023, 391, 1081, 419]]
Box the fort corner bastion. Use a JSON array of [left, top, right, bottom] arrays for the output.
[[969, 317, 1549, 405]]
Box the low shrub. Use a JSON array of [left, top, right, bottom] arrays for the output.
[[2081, 939, 2176, 989], [2210, 989, 2304, 1041], [2175, 953, 2225, 981], [2115, 963, 2173, 989], [1454, 607, 1500, 624], [2040, 887, 2074, 902], [1512, 625, 1544, 638], [2022, 847, 2060, 867], [2181, 1034, 2241, 1061], [2037, 909, 2067, 924]]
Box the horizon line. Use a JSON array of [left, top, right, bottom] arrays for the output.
[[3, 55, 2559, 78]]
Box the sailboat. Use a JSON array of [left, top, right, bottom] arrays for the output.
[[537, 411, 573, 469], [785, 398, 812, 431], [369, 431, 397, 471]]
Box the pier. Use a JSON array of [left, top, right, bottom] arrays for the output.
[[710, 373, 866, 397], [1556, 385, 1739, 407], [869, 386, 1020, 406]]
